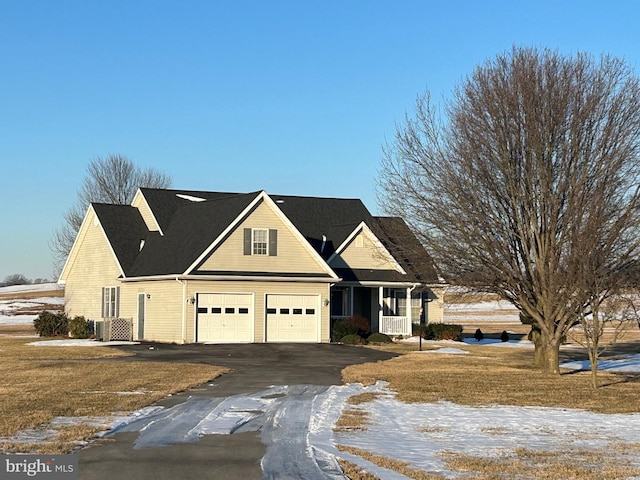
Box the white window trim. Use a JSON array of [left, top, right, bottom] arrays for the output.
[[103, 286, 119, 318], [252, 228, 269, 256]]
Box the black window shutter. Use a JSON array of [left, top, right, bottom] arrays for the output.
[[243, 228, 252, 255], [269, 229, 277, 256], [115, 286, 120, 317], [101, 287, 106, 317]]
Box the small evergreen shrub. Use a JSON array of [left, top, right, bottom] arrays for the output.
[[425, 323, 463, 341], [474, 328, 484, 341], [69, 316, 91, 339], [367, 332, 393, 343], [33, 311, 69, 337], [500, 330, 510, 342], [332, 320, 357, 342], [412, 323, 428, 338], [340, 334, 367, 345]]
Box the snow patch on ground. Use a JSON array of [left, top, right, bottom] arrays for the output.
[[28, 339, 140, 347], [0, 283, 61, 294]]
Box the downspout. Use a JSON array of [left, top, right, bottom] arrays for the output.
[[176, 277, 186, 344], [408, 284, 419, 336]]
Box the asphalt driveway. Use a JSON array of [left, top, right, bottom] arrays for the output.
[[79, 343, 397, 480]]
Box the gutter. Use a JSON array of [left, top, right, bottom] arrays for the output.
[[176, 277, 186, 344], [121, 274, 339, 283]]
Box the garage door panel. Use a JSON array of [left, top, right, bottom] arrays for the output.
[[266, 294, 319, 342], [197, 293, 253, 343]]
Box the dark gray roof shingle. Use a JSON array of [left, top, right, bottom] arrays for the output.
[[93, 188, 440, 284]]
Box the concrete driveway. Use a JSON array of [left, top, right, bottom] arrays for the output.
[[79, 343, 397, 480]]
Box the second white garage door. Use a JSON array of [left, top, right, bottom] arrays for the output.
[[266, 294, 320, 342], [197, 293, 253, 343]]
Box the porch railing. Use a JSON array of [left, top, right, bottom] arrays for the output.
[[380, 316, 411, 336]]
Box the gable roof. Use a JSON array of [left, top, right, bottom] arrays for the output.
[[92, 203, 150, 276], [86, 188, 440, 284], [128, 192, 259, 276]]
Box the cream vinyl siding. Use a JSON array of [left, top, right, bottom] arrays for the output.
[[184, 280, 331, 343], [426, 286, 445, 323], [62, 209, 125, 320], [330, 232, 400, 271], [135, 281, 185, 342], [196, 201, 328, 275]]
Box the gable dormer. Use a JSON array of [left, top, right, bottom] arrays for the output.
[[131, 189, 162, 234], [328, 222, 405, 274]]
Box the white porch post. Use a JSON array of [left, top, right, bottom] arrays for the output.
[[349, 286, 354, 317], [378, 286, 384, 331], [406, 286, 412, 336]]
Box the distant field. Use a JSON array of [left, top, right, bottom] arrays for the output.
[[0, 283, 64, 301], [443, 288, 640, 343]]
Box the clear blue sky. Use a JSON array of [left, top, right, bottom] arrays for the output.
[[1, 0, 639, 281]]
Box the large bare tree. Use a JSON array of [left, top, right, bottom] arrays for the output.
[[378, 47, 640, 373], [51, 154, 172, 275]]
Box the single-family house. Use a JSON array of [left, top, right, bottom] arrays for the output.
[[58, 188, 445, 343]]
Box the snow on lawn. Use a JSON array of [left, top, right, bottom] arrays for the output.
[[0, 283, 61, 294], [3, 345, 640, 478], [0, 287, 64, 325]]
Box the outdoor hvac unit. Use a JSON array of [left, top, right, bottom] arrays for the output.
[[94, 320, 109, 341]]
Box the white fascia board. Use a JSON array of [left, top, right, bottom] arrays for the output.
[[120, 274, 339, 283], [183, 191, 265, 275], [184, 191, 340, 280], [262, 192, 340, 280], [59, 205, 126, 282], [132, 188, 163, 236], [96, 210, 127, 279], [327, 221, 406, 275], [58, 205, 94, 282]]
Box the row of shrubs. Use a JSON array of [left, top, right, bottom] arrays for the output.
[[412, 322, 464, 341], [333, 317, 465, 344], [33, 311, 93, 338]]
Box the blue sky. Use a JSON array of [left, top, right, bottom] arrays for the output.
[[1, 0, 639, 281]]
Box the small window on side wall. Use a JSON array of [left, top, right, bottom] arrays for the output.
[[101, 286, 119, 318]]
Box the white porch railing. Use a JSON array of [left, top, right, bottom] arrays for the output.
[[380, 316, 411, 336]]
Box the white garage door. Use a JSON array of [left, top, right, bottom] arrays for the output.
[[197, 293, 253, 343], [266, 294, 320, 342]]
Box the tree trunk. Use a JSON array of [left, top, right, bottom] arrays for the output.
[[530, 328, 546, 369], [531, 327, 560, 373], [543, 342, 560, 374]]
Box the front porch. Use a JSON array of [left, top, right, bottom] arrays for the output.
[[330, 286, 428, 338]]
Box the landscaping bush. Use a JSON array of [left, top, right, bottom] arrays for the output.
[[412, 322, 428, 338], [425, 323, 464, 341], [332, 320, 357, 342], [339, 334, 367, 345], [33, 311, 69, 337], [69, 316, 92, 339], [474, 328, 484, 341], [332, 315, 371, 341], [500, 330, 510, 342], [367, 332, 393, 343]]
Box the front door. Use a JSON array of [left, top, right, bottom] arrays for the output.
[[137, 293, 145, 340]]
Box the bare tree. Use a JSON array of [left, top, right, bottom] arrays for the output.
[[51, 154, 172, 275], [378, 47, 640, 373], [570, 293, 638, 388], [3, 273, 31, 286]]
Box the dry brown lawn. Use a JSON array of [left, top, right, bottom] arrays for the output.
[[351, 343, 640, 413], [0, 327, 227, 453], [0, 288, 64, 301], [338, 342, 640, 479]]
